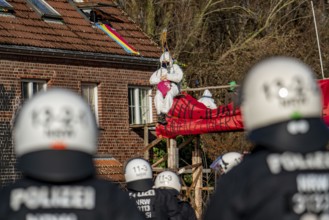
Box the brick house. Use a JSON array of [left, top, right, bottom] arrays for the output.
[[0, 0, 161, 185]]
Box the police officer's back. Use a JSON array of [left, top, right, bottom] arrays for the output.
[[0, 88, 145, 220], [154, 171, 196, 220], [124, 158, 181, 220], [204, 57, 329, 220]]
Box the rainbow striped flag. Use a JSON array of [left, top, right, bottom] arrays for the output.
[[96, 23, 140, 55]]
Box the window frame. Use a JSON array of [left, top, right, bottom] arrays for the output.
[[81, 83, 99, 123], [21, 79, 47, 100], [128, 86, 153, 125], [26, 0, 62, 20], [0, 0, 14, 12]]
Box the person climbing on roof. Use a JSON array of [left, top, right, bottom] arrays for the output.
[[150, 51, 184, 125]]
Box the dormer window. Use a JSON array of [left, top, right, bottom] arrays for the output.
[[26, 0, 62, 21], [0, 0, 14, 13], [91, 8, 123, 24], [78, 6, 123, 24]]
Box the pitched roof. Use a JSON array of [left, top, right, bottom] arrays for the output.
[[0, 0, 161, 58]]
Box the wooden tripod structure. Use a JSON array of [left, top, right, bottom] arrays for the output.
[[130, 84, 239, 218], [131, 123, 214, 219]]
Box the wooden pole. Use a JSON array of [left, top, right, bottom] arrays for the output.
[[143, 124, 149, 160], [152, 136, 194, 168], [152, 154, 168, 168], [311, 0, 325, 79], [168, 138, 178, 170], [181, 84, 239, 92], [178, 136, 195, 149], [139, 138, 162, 154], [192, 136, 202, 219]]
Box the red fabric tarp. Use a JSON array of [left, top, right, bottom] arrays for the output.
[[156, 79, 329, 138], [319, 79, 329, 125]]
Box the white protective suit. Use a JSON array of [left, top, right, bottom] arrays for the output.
[[150, 52, 183, 115], [198, 89, 217, 109]]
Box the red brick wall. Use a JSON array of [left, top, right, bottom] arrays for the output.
[[0, 56, 157, 185]]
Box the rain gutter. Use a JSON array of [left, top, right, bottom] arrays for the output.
[[0, 45, 159, 69]]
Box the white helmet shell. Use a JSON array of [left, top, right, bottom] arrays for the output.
[[14, 88, 98, 156], [13, 88, 98, 182], [124, 158, 153, 191], [241, 56, 329, 152], [241, 57, 322, 131], [154, 171, 181, 193], [219, 152, 243, 174]]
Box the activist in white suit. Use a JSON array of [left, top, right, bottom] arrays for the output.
[[198, 89, 217, 109], [150, 52, 183, 125]]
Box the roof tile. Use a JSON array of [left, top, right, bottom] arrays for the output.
[[94, 159, 124, 182]]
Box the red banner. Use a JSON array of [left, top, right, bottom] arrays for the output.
[[319, 79, 329, 125], [156, 79, 329, 138]]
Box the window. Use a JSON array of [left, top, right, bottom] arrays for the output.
[[21, 80, 47, 100], [0, 0, 13, 13], [81, 83, 98, 122], [0, 0, 13, 10], [27, 0, 62, 20], [128, 87, 152, 125]]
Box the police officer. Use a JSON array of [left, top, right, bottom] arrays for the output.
[[154, 171, 197, 220], [124, 158, 181, 219], [220, 152, 243, 174], [204, 56, 329, 220], [0, 88, 145, 220], [210, 152, 244, 191]]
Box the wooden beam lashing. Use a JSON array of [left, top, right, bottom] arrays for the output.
[[178, 163, 202, 174]]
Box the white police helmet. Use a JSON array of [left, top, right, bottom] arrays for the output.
[[154, 170, 181, 193], [240, 56, 329, 152], [124, 158, 153, 191], [14, 88, 98, 182], [219, 152, 243, 174]]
